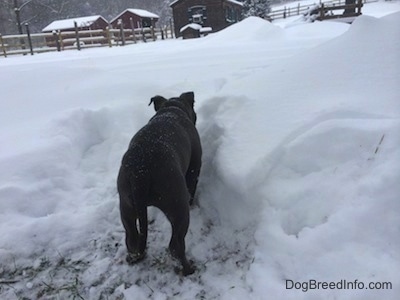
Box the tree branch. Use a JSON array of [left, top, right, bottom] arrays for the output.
[[19, 0, 34, 10]]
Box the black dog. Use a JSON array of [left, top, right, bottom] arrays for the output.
[[117, 92, 202, 275]]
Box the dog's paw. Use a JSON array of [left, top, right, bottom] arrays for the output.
[[175, 261, 196, 276], [126, 251, 146, 265], [182, 265, 196, 276]]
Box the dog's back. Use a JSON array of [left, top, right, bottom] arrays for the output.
[[123, 105, 194, 173]]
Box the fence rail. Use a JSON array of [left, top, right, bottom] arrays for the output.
[[0, 25, 174, 58], [268, 0, 375, 20]]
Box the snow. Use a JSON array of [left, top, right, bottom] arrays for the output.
[[180, 23, 213, 34], [1, 1, 400, 299], [227, 0, 245, 6], [180, 23, 203, 32], [169, 0, 190, 7], [126, 9, 160, 19], [362, 0, 400, 17], [42, 15, 106, 32]]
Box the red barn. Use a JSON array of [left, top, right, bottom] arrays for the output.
[[42, 15, 109, 47], [42, 15, 109, 33], [170, 0, 243, 37], [110, 9, 160, 29]]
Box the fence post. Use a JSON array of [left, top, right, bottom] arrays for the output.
[[169, 18, 174, 38], [151, 26, 156, 41], [161, 27, 164, 40], [320, 3, 325, 20], [283, 6, 286, 18], [53, 31, 61, 51], [130, 18, 137, 43], [0, 34, 7, 57], [58, 30, 64, 50], [118, 19, 125, 46], [106, 26, 112, 47], [357, 0, 362, 14], [297, 3, 300, 15], [142, 28, 147, 43], [74, 21, 81, 50], [25, 23, 33, 55]]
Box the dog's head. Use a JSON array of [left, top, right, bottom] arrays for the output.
[[149, 92, 197, 125]]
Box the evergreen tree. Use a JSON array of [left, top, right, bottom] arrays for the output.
[[243, 0, 271, 19]]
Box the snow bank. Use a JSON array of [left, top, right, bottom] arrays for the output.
[[248, 119, 400, 299], [362, 0, 400, 17], [206, 16, 283, 43], [213, 12, 400, 299], [217, 12, 400, 180], [0, 108, 124, 259]]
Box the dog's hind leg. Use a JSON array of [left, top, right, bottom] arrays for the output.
[[120, 196, 147, 264], [164, 187, 195, 275], [186, 167, 200, 206], [186, 151, 202, 206]]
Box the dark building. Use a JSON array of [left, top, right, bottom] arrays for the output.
[[110, 9, 159, 30], [170, 0, 243, 37]]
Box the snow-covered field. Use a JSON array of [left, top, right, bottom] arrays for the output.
[[1, 1, 399, 299]]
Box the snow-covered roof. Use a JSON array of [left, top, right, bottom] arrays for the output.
[[180, 23, 202, 33], [226, 0, 244, 6], [110, 8, 159, 24], [42, 15, 106, 32], [180, 23, 212, 33], [171, 0, 243, 7], [200, 27, 213, 33], [127, 9, 159, 18]]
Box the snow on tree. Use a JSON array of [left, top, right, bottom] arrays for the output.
[[243, 0, 272, 19]]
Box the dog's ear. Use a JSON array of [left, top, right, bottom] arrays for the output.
[[179, 92, 195, 108], [149, 96, 167, 111]]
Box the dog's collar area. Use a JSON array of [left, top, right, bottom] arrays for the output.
[[160, 105, 191, 119]]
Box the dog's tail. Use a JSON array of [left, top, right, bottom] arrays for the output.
[[131, 175, 149, 257], [136, 200, 148, 256]]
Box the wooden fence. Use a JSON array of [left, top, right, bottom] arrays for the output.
[[0, 25, 174, 58], [316, 0, 363, 20], [268, 0, 374, 20]]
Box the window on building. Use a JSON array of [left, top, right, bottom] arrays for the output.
[[142, 18, 152, 28], [188, 6, 207, 24], [225, 6, 234, 22]]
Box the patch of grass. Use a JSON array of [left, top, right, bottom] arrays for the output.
[[38, 275, 84, 299], [0, 254, 91, 299]]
